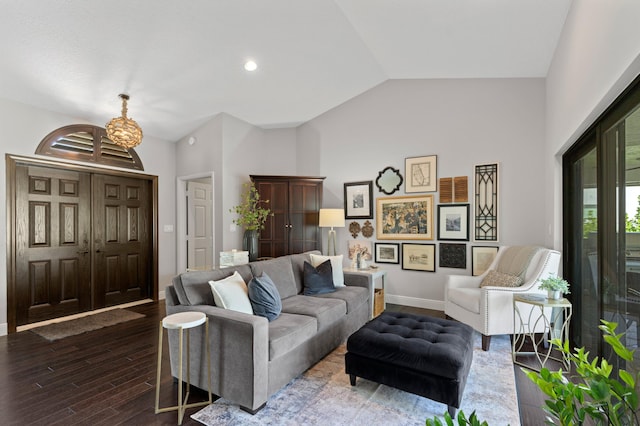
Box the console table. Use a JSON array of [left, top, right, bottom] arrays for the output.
[[343, 267, 386, 317], [512, 294, 572, 372]]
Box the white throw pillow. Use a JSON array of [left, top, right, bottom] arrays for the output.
[[209, 271, 253, 314], [309, 253, 344, 287]]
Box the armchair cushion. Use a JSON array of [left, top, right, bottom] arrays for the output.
[[496, 246, 541, 279], [480, 270, 523, 288], [448, 288, 481, 314]]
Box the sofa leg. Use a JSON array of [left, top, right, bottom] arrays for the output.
[[349, 374, 357, 386], [240, 403, 266, 415], [448, 405, 456, 418], [481, 335, 491, 351]]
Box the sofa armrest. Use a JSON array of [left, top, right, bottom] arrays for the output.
[[164, 303, 270, 412], [344, 272, 375, 318]]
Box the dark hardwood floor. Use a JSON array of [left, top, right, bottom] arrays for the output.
[[0, 301, 551, 425]]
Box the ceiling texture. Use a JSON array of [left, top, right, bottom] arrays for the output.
[[0, 0, 572, 141]]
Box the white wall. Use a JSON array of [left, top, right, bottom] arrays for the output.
[[545, 0, 640, 249], [175, 113, 297, 260], [0, 97, 176, 335], [297, 78, 547, 309]]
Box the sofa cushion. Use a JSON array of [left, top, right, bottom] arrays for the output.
[[250, 257, 298, 299], [480, 270, 523, 288], [209, 271, 253, 315], [176, 265, 253, 306], [303, 260, 336, 295], [281, 295, 346, 331], [316, 285, 368, 314], [248, 273, 282, 322], [448, 287, 481, 314], [289, 251, 318, 294], [268, 313, 317, 360], [310, 253, 345, 287]]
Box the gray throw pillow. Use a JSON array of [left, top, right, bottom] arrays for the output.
[[303, 260, 336, 295], [248, 272, 282, 321]]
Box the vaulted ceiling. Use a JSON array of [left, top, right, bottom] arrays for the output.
[[0, 1, 572, 141]]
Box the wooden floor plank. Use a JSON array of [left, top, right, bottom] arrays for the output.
[[0, 300, 551, 425]]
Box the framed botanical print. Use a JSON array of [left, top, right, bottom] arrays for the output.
[[437, 204, 470, 241], [471, 246, 499, 276], [374, 243, 400, 264], [344, 181, 373, 219], [376, 195, 433, 240], [401, 243, 436, 272], [405, 155, 437, 193]]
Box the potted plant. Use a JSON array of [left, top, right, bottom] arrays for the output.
[[538, 274, 570, 300], [230, 182, 271, 261]]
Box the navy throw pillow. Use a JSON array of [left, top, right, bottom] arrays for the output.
[[248, 272, 282, 321], [303, 260, 336, 295]]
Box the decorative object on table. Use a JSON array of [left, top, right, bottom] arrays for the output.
[[348, 240, 372, 269], [376, 195, 433, 240], [219, 250, 249, 268], [375, 166, 403, 195], [437, 204, 470, 241], [474, 163, 499, 242], [538, 274, 570, 300], [344, 181, 373, 219], [230, 182, 271, 261], [524, 320, 639, 426], [401, 243, 436, 272], [361, 220, 374, 238], [319, 208, 345, 256], [106, 93, 143, 148], [405, 155, 437, 193], [471, 246, 499, 276], [375, 242, 400, 264], [439, 243, 467, 269], [349, 221, 361, 238]]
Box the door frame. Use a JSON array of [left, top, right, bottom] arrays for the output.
[[5, 154, 159, 333], [176, 172, 215, 273]]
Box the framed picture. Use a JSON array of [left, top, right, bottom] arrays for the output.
[[437, 204, 470, 241], [348, 240, 372, 260], [344, 181, 373, 219], [402, 243, 436, 272], [471, 246, 499, 276], [376, 195, 433, 240], [474, 163, 499, 242], [439, 243, 467, 269], [405, 155, 437, 193], [375, 243, 400, 264]]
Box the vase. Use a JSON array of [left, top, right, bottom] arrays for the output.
[[547, 290, 561, 300], [243, 229, 259, 262]]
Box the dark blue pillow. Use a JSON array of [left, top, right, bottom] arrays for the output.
[[248, 272, 282, 321], [303, 260, 336, 295]]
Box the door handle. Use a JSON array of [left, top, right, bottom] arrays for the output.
[[76, 249, 90, 255]]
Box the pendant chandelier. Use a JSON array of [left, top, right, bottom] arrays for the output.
[[106, 94, 143, 149]]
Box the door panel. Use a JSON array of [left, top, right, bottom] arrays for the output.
[[187, 181, 213, 270], [93, 174, 151, 308], [15, 165, 91, 325]]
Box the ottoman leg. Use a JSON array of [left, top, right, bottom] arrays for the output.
[[349, 374, 357, 386], [448, 405, 456, 418]]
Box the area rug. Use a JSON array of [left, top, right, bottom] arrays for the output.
[[192, 332, 520, 426], [29, 309, 145, 341]]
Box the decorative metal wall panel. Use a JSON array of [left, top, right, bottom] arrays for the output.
[[474, 163, 498, 241]]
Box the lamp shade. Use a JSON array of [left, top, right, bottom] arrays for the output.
[[319, 208, 345, 228]]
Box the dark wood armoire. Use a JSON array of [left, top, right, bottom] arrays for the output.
[[250, 175, 325, 258]]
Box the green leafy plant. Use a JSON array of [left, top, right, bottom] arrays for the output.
[[525, 320, 639, 425], [426, 410, 489, 426], [538, 274, 571, 295], [230, 182, 271, 231]]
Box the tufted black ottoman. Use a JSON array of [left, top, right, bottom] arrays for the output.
[[345, 312, 474, 416]]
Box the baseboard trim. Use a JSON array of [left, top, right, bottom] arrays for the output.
[[159, 290, 165, 300], [385, 294, 444, 311], [0, 323, 7, 336]]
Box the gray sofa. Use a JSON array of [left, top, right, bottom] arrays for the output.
[[164, 250, 372, 413]]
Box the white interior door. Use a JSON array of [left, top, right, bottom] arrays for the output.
[[187, 180, 213, 271]]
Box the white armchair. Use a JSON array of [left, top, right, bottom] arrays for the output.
[[444, 246, 561, 350]]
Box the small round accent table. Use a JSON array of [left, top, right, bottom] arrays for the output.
[[155, 311, 212, 425]]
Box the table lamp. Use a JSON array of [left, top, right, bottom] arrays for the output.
[[319, 208, 345, 256]]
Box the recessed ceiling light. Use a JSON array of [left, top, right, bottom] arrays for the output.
[[244, 60, 258, 72]]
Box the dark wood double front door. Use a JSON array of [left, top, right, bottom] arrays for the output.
[[14, 164, 152, 326]]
